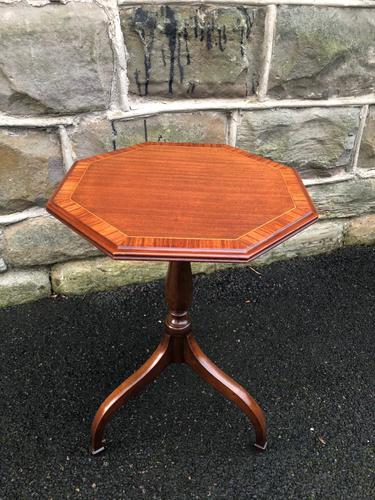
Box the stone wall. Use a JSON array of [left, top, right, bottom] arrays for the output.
[[0, 0, 375, 307]]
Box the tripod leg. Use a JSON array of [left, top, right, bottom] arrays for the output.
[[91, 333, 172, 454], [184, 334, 267, 450]]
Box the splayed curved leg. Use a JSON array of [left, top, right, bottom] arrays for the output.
[[90, 333, 172, 455], [184, 333, 267, 450]]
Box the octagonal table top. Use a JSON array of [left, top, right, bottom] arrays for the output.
[[47, 142, 318, 262]]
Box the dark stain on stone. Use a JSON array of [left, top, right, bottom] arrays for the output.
[[134, 69, 142, 95], [223, 25, 227, 45], [239, 7, 254, 39], [164, 6, 177, 94], [144, 53, 151, 95], [177, 34, 184, 84], [161, 47, 167, 67], [130, 6, 251, 96], [187, 81, 196, 95], [183, 25, 191, 65], [206, 23, 212, 50], [218, 28, 225, 52], [238, 9, 255, 58], [193, 16, 198, 38], [111, 121, 117, 150], [133, 8, 157, 95], [251, 77, 257, 96], [240, 27, 245, 56]]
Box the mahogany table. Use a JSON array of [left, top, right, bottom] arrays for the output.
[[47, 142, 318, 455]]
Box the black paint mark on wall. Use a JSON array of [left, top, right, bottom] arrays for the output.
[[134, 8, 157, 96], [144, 119, 148, 142], [240, 27, 245, 57], [187, 81, 196, 95], [161, 47, 167, 67], [165, 6, 177, 94], [177, 34, 184, 84], [183, 24, 191, 65], [239, 7, 254, 40], [134, 69, 142, 95], [111, 121, 117, 150], [217, 28, 224, 52], [193, 16, 198, 38], [131, 6, 254, 96]]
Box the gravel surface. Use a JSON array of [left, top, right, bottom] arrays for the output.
[[1, 246, 374, 499]]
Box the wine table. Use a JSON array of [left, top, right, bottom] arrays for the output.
[[47, 142, 318, 454]]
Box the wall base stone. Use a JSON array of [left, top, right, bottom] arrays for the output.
[[308, 179, 375, 219], [51, 258, 168, 296], [343, 214, 375, 246], [0, 268, 51, 308], [4, 215, 100, 267], [50, 258, 219, 296], [252, 220, 344, 266]]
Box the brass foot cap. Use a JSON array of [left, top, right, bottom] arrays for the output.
[[254, 441, 268, 451], [91, 446, 105, 456]]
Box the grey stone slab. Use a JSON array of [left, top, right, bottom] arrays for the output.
[[253, 220, 344, 266], [120, 5, 265, 98], [69, 116, 115, 161], [0, 268, 50, 308], [236, 107, 360, 180], [0, 128, 64, 214], [51, 258, 167, 295], [308, 178, 375, 219], [51, 257, 220, 296], [269, 7, 375, 99], [358, 106, 375, 171], [115, 111, 227, 147], [0, 3, 113, 115], [344, 214, 375, 246], [3, 216, 100, 267]]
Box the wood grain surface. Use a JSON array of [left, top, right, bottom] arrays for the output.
[[47, 142, 318, 262]]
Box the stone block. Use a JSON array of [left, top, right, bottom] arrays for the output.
[[113, 118, 147, 148], [236, 107, 360, 180], [69, 116, 115, 161], [252, 220, 344, 266], [51, 257, 219, 296], [358, 106, 375, 172], [0, 3, 113, 115], [269, 7, 375, 99], [344, 214, 375, 246], [0, 128, 64, 214], [0, 268, 50, 308], [115, 112, 227, 147], [308, 179, 375, 219], [3, 216, 100, 267], [51, 258, 167, 295], [120, 5, 265, 98]]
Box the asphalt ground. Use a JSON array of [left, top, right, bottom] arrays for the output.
[[1, 246, 374, 499]]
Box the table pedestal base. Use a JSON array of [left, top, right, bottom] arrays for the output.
[[91, 262, 267, 455]]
